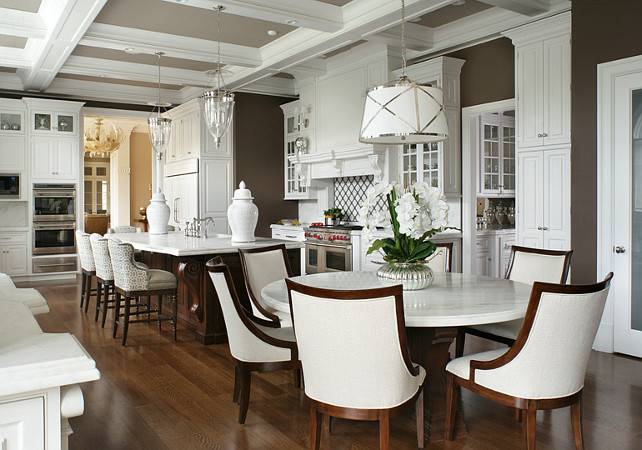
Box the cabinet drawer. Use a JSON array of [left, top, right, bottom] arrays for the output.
[[476, 236, 491, 251], [272, 229, 304, 241], [0, 232, 27, 244]]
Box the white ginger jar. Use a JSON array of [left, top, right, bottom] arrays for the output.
[[228, 181, 258, 243]]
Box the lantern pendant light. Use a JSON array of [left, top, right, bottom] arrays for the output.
[[201, 5, 234, 149], [359, 0, 448, 144]]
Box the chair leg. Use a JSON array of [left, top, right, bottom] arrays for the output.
[[113, 292, 121, 338], [121, 296, 131, 346], [158, 295, 163, 332], [232, 361, 241, 404], [571, 397, 584, 450], [238, 363, 252, 424], [523, 403, 537, 450], [416, 388, 424, 449], [379, 410, 390, 450], [455, 328, 465, 358], [94, 281, 102, 322], [80, 272, 87, 309], [293, 368, 301, 389], [101, 284, 110, 328], [515, 408, 523, 422], [445, 373, 458, 441], [84, 274, 93, 313], [172, 293, 178, 341], [323, 414, 331, 436], [310, 401, 322, 450]]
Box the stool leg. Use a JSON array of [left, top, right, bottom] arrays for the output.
[[84, 274, 93, 313], [158, 295, 163, 332], [80, 272, 87, 309], [172, 293, 177, 341], [113, 292, 121, 338], [94, 281, 102, 322], [101, 284, 110, 328], [122, 296, 131, 346]]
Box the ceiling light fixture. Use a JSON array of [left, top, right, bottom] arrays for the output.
[[200, 5, 234, 149], [268, 30, 278, 36], [359, 0, 448, 144], [84, 118, 124, 157], [285, 19, 297, 25]]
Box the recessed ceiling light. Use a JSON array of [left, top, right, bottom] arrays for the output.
[[98, 74, 106, 77], [285, 19, 297, 25], [268, 30, 278, 36], [176, 0, 187, 3], [124, 47, 139, 54]]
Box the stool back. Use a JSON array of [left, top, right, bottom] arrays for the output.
[[90, 233, 113, 281], [75, 230, 95, 272], [107, 239, 149, 292]]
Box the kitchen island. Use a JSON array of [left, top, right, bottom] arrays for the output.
[[111, 232, 302, 345]]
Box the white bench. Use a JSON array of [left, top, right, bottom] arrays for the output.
[[0, 272, 49, 314]]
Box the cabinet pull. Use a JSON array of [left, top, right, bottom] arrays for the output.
[[537, 133, 543, 137], [537, 226, 543, 230], [542, 226, 548, 231], [542, 132, 548, 137], [285, 235, 297, 239]]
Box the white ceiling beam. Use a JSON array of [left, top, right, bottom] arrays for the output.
[[60, 56, 211, 88], [164, 0, 344, 33], [0, 72, 24, 91], [477, 0, 549, 16], [284, 58, 327, 80], [79, 23, 262, 68], [0, 8, 47, 39], [19, 0, 108, 92], [366, 22, 434, 51], [0, 48, 32, 69]]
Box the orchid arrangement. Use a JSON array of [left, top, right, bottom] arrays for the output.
[[358, 181, 451, 264]]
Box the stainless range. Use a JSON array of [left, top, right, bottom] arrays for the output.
[[304, 226, 359, 273]]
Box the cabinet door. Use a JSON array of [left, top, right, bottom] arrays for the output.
[[543, 148, 570, 250], [31, 136, 55, 179], [201, 159, 231, 234], [2, 245, 27, 275], [167, 120, 179, 162], [517, 151, 544, 247], [0, 135, 25, 171], [55, 137, 78, 179], [517, 42, 544, 148], [0, 396, 45, 449], [178, 173, 199, 224], [543, 35, 571, 146]]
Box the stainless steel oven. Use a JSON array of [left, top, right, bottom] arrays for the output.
[[33, 184, 76, 222], [33, 221, 76, 255], [304, 226, 353, 273], [0, 174, 20, 199]]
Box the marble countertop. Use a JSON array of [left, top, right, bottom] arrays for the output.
[[476, 228, 516, 236], [111, 232, 304, 256], [262, 271, 531, 327]]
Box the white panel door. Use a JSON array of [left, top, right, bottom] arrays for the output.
[[0, 396, 45, 450], [55, 137, 78, 179], [543, 148, 571, 250], [201, 159, 231, 234], [517, 42, 544, 148], [177, 173, 198, 225], [543, 35, 571, 146], [0, 136, 25, 171], [2, 245, 27, 275], [517, 151, 544, 247], [164, 176, 178, 227], [31, 136, 54, 179]]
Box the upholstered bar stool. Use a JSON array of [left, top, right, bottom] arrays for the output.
[[107, 225, 138, 234], [89, 233, 115, 327], [107, 238, 178, 346], [75, 230, 96, 313]]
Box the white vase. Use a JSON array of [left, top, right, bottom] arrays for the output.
[[228, 181, 258, 243], [146, 191, 170, 235]]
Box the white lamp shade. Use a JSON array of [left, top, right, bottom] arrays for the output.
[[147, 116, 172, 155], [360, 80, 449, 144], [202, 90, 234, 148]]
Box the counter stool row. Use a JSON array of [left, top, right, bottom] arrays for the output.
[[75, 229, 178, 346]]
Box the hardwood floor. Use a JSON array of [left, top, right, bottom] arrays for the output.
[[27, 277, 642, 449]]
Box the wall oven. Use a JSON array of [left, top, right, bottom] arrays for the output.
[[304, 226, 353, 273], [33, 221, 76, 255], [33, 184, 76, 222], [0, 174, 20, 199]]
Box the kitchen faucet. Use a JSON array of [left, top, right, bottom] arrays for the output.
[[184, 217, 215, 238]]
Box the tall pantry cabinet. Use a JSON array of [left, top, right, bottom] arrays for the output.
[[503, 12, 571, 250]]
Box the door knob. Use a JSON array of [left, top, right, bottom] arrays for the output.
[[614, 246, 626, 254]]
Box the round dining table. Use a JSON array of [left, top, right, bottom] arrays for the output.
[[261, 271, 532, 442]]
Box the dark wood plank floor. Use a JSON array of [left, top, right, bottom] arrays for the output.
[[26, 277, 642, 449]]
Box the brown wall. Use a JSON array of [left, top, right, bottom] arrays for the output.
[[234, 93, 298, 237], [129, 132, 153, 227], [571, 1, 642, 282], [446, 37, 515, 108]]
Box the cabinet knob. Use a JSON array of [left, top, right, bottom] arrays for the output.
[[537, 226, 543, 230], [542, 226, 548, 231], [542, 132, 548, 137], [537, 133, 543, 137], [614, 246, 626, 254]]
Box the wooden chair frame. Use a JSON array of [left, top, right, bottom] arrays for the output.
[[446, 273, 613, 449], [206, 256, 299, 424], [238, 244, 294, 327], [79, 268, 96, 313], [285, 279, 425, 450], [456, 245, 573, 356], [94, 276, 115, 328], [431, 242, 454, 273]]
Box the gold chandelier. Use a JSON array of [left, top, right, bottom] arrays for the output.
[[84, 118, 125, 157]]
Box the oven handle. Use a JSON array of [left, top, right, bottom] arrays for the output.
[[305, 242, 352, 250], [34, 223, 76, 230], [34, 191, 75, 198]]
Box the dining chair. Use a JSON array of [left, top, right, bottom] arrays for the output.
[[427, 242, 453, 273], [108, 238, 178, 346], [206, 256, 299, 424], [238, 244, 294, 328], [75, 230, 96, 313], [286, 279, 426, 450], [445, 273, 613, 449], [456, 245, 573, 357]]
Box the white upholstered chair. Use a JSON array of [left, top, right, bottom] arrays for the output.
[[426, 242, 453, 273], [456, 245, 573, 357], [238, 244, 294, 328], [108, 238, 178, 346], [446, 273, 613, 449], [90, 233, 115, 327], [75, 230, 96, 313], [206, 256, 299, 424], [286, 279, 426, 450]]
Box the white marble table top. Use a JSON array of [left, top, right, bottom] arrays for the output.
[[110, 232, 303, 256], [261, 271, 532, 327]]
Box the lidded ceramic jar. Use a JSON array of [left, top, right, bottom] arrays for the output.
[[228, 181, 258, 243]]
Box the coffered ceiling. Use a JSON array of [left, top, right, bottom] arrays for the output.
[[0, 0, 570, 107]]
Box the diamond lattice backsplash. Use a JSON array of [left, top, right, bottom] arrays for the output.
[[334, 175, 387, 222]]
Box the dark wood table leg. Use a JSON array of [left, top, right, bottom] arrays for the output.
[[407, 326, 467, 442]]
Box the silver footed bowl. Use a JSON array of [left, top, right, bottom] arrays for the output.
[[376, 262, 434, 290]]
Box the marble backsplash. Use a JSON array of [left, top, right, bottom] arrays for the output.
[[0, 201, 28, 227]]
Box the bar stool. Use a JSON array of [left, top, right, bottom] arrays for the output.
[[107, 238, 178, 346], [107, 226, 138, 234], [89, 233, 116, 327], [75, 230, 96, 313]]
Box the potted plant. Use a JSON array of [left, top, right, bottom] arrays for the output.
[[358, 181, 452, 290], [323, 207, 344, 226]]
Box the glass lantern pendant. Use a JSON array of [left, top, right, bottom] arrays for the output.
[[147, 51, 172, 161]]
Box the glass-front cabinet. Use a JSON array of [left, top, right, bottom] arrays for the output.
[[31, 111, 76, 134], [478, 112, 515, 197], [0, 110, 24, 133], [281, 100, 313, 200], [400, 143, 442, 190]]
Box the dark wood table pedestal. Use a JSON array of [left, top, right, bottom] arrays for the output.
[[407, 327, 467, 443]]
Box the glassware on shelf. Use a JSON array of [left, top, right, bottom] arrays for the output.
[[495, 205, 506, 227], [507, 206, 515, 226]]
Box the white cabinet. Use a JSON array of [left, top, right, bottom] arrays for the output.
[[0, 101, 27, 175], [478, 113, 515, 197], [0, 135, 26, 172], [31, 136, 78, 181], [281, 100, 313, 200], [517, 148, 570, 250], [0, 396, 45, 449], [199, 159, 231, 235], [167, 110, 200, 162], [475, 230, 515, 278], [165, 173, 198, 229], [29, 110, 77, 136], [0, 232, 28, 276], [504, 13, 571, 149]]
